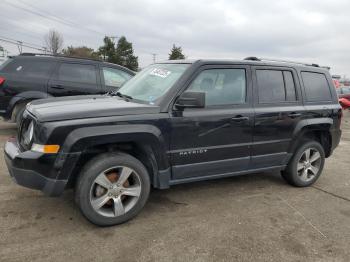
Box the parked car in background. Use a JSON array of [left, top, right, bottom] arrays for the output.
[[0, 54, 135, 124], [336, 86, 350, 98], [337, 87, 350, 109], [332, 75, 341, 89], [4, 57, 342, 226]]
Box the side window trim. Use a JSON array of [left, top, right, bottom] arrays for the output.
[[176, 64, 252, 109], [252, 66, 302, 106], [300, 70, 333, 103], [282, 70, 298, 101], [55, 62, 99, 85]]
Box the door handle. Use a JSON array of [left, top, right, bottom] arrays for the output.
[[50, 84, 64, 89], [231, 115, 249, 122], [288, 112, 301, 118]]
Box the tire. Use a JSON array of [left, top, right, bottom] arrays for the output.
[[281, 140, 325, 187], [15, 103, 27, 127], [75, 152, 151, 226]]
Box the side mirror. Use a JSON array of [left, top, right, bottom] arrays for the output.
[[175, 91, 205, 109]]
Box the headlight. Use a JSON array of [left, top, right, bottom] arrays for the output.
[[22, 120, 34, 146]]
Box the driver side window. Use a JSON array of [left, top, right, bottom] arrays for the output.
[[187, 68, 246, 106]]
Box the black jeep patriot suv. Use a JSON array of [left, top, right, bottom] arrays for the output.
[[4, 58, 342, 226], [0, 54, 135, 124]]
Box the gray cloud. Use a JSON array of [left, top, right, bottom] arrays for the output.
[[1, 0, 349, 75]]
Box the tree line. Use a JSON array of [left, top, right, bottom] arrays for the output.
[[44, 29, 186, 71]]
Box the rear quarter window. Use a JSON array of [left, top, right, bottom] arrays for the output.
[[301, 72, 332, 102], [0, 58, 13, 71], [0, 59, 55, 78]]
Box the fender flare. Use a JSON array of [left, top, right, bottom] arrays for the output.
[[7, 91, 51, 118], [289, 117, 333, 153], [56, 124, 170, 181]]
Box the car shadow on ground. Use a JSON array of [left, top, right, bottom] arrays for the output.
[[53, 171, 287, 229]]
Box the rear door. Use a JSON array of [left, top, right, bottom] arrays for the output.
[[48, 62, 102, 96], [251, 66, 305, 168]]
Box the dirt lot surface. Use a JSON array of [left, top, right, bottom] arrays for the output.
[[1, 112, 350, 262]]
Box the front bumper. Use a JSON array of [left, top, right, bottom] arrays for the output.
[[4, 138, 67, 196]]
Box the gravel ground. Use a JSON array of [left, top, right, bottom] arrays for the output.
[[0, 112, 350, 262]]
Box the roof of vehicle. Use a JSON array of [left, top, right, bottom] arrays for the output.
[[10, 53, 136, 74], [158, 57, 330, 72]]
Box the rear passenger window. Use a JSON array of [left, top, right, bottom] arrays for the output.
[[301, 72, 332, 102], [1, 59, 55, 78], [58, 63, 97, 84], [256, 69, 297, 103]]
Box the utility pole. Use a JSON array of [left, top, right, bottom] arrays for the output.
[[151, 53, 157, 63], [17, 41, 23, 54]]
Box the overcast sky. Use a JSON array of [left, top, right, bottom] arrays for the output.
[[1, 0, 349, 75]]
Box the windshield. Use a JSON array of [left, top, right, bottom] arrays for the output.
[[118, 63, 189, 103]]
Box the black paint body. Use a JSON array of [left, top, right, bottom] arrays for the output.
[[4, 59, 342, 196], [0, 55, 135, 120]]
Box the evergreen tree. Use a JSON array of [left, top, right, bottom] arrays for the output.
[[168, 44, 185, 60], [115, 36, 138, 71], [98, 37, 116, 61], [98, 36, 138, 71]]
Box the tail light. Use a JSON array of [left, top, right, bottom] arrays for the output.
[[0, 77, 5, 86]]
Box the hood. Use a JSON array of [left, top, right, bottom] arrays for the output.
[[27, 95, 160, 122]]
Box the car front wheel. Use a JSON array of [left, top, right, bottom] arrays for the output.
[[75, 152, 150, 226]]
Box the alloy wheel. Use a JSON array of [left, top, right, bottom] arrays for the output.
[[297, 147, 322, 182], [89, 166, 142, 218]]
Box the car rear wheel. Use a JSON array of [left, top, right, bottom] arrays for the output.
[[75, 152, 150, 226], [281, 140, 325, 187]]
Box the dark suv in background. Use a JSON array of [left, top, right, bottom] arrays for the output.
[[4, 57, 342, 226], [0, 54, 135, 124]]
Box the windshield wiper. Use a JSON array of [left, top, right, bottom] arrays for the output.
[[106, 91, 133, 100], [116, 92, 133, 100]]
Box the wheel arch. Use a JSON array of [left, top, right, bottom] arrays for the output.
[[289, 118, 333, 158], [8, 91, 51, 120], [59, 124, 169, 188]]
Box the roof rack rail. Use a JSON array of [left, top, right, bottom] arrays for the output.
[[18, 53, 102, 62], [243, 56, 330, 69], [244, 56, 261, 61]]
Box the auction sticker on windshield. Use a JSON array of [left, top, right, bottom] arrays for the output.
[[150, 68, 171, 78]]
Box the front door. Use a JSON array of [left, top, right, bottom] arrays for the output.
[[169, 65, 253, 181]]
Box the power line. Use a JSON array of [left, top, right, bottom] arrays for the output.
[[0, 35, 43, 49], [0, 23, 44, 42], [16, 0, 105, 36], [0, 37, 46, 52], [4, 0, 105, 36], [16, 0, 78, 27]]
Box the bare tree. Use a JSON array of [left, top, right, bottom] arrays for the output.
[[44, 29, 63, 55]]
